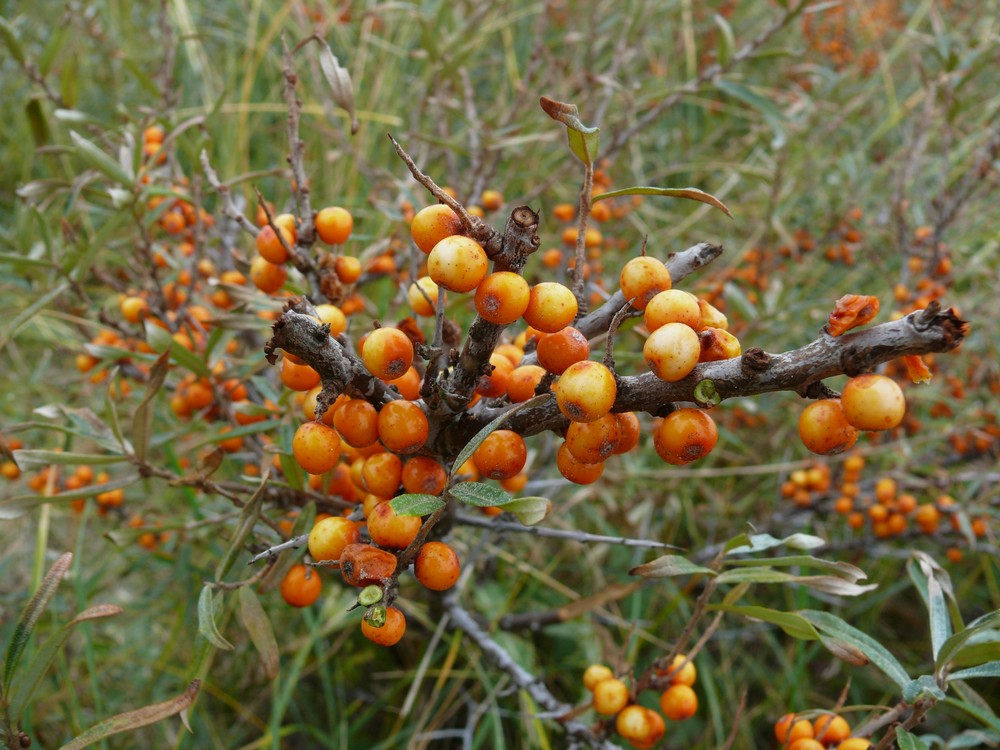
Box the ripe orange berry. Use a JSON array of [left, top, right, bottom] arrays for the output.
[[474, 272, 531, 324], [555, 360, 616, 423], [789, 740, 826, 750], [836, 739, 873, 750], [775, 714, 814, 744], [645, 289, 702, 331], [653, 408, 718, 465], [377, 400, 429, 454], [143, 124, 165, 143], [507, 365, 547, 402], [798, 399, 859, 455], [566, 414, 621, 464], [411, 204, 463, 254], [473, 430, 527, 480], [314, 304, 348, 337], [592, 678, 629, 715], [249, 256, 287, 294], [553, 203, 576, 222], [120, 295, 148, 324], [361, 327, 414, 381], [315, 206, 353, 244], [362, 451, 403, 498], [612, 412, 642, 455], [280, 564, 322, 607], [841, 374, 906, 431], [256, 224, 294, 264], [615, 705, 653, 742], [401, 456, 447, 496], [361, 605, 406, 646], [407, 276, 441, 317], [556, 442, 604, 484], [480, 189, 503, 211], [536, 327, 590, 374], [367, 501, 422, 549], [292, 421, 341, 475], [620, 256, 672, 310], [523, 282, 578, 333], [476, 353, 515, 398], [281, 358, 321, 391], [414, 541, 461, 591], [660, 653, 697, 686], [814, 714, 851, 745], [644, 322, 701, 382], [334, 398, 379, 448], [583, 664, 614, 690], [308, 516, 360, 562], [428, 235, 489, 292], [340, 543, 398, 587], [659, 684, 698, 721]]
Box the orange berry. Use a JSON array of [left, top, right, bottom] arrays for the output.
[[698, 327, 742, 362], [361, 605, 406, 646], [281, 358, 321, 391], [698, 298, 727, 330], [292, 421, 341, 475], [334, 255, 362, 284], [799, 399, 859, 455], [776, 714, 814, 744], [480, 189, 503, 211], [249, 256, 287, 294], [653, 408, 718, 465], [120, 295, 148, 324], [620, 256, 672, 310], [566, 414, 621, 464], [362, 451, 403, 498], [407, 276, 441, 317], [644, 322, 701, 381], [367, 501, 422, 549], [387, 366, 422, 400], [841, 374, 906, 431], [552, 203, 576, 222], [592, 678, 629, 716], [315, 206, 353, 245], [536, 327, 590, 375], [256, 224, 294, 264], [428, 235, 489, 292], [523, 282, 578, 333], [645, 289, 701, 331], [874, 476, 896, 504], [473, 430, 527, 480], [615, 705, 652, 742], [582, 664, 614, 691], [814, 714, 851, 744], [308, 517, 360, 562], [660, 654, 697, 686], [280, 564, 322, 607], [377, 400, 429, 454], [362, 327, 414, 381], [612, 412, 642, 454], [507, 365, 547, 402], [659, 684, 698, 721], [334, 398, 379, 448], [837, 739, 873, 750], [556, 442, 604, 484], [476, 353, 514, 398], [411, 204, 463, 254], [474, 272, 531, 325], [340, 543, 398, 587], [555, 360, 616, 423], [414, 541, 461, 591], [314, 304, 348, 337], [143, 124, 165, 143]]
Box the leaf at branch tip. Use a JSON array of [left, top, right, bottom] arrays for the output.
[[630, 555, 717, 579], [318, 39, 359, 135], [539, 96, 600, 166], [3, 551, 73, 688], [592, 186, 733, 219], [197, 585, 234, 651], [724, 531, 825, 556], [390, 493, 445, 517], [56, 679, 201, 750], [496, 496, 551, 526]]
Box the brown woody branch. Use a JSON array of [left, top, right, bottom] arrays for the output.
[[281, 35, 316, 246], [200, 150, 260, 238]]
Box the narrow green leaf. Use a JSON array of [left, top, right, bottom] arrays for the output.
[[451, 395, 550, 479], [69, 130, 133, 185], [0, 16, 26, 64], [539, 96, 599, 166], [896, 728, 931, 750], [724, 531, 825, 555], [716, 568, 877, 596], [0, 282, 70, 353], [715, 79, 786, 148], [592, 185, 732, 219], [909, 553, 952, 662], [12, 449, 128, 467], [258, 502, 316, 594], [144, 320, 211, 377], [713, 604, 820, 641], [317, 38, 359, 134], [390, 493, 445, 517], [132, 351, 170, 464], [448, 482, 511, 508], [25, 98, 51, 147], [3, 552, 73, 689], [937, 610, 1000, 672], [7, 605, 122, 719], [238, 587, 279, 680], [60, 52, 78, 108], [34, 404, 126, 454], [945, 694, 1000, 735], [801, 610, 911, 689], [0, 474, 140, 519], [723, 555, 867, 582], [713, 13, 735, 67], [197, 586, 234, 651], [57, 680, 200, 750], [947, 662, 1000, 682], [495, 496, 550, 526], [630, 555, 717, 579], [215, 471, 270, 581]]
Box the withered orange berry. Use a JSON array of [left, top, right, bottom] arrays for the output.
[[536, 327, 590, 374], [644, 322, 701, 382], [645, 289, 702, 331], [775, 714, 814, 744], [292, 421, 341, 475], [362, 451, 403, 498], [361, 327, 414, 381], [555, 360, 616, 423], [523, 282, 578, 333], [367, 501, 422, 549], [788, 740, 826, 750], [659, 684, 698, 721], [377, 400, 429, 454], [612, 412, 641, 455], [120, 295, 148, 324], [620, 256, 672, 310], [592, 678, 629, 716], [281, 358, 321, 391], [256, 224, 294, 264], [402, 457, 447, 496], [280, 564, 322, 607], [474, 272, 531, 324], [799, 399, 859, 455], [556, 442, 605, 484], [249, 256, 287, 294], [615, 705, 653, 742], [427, 235, 489, 292], [411, 204, 463, 254], [814, 714, 851, 745], [414, 541, 461, 591], [660, 653, 697, 686], [698, 298, 728, 331], [361, 605, 406, 646], [841, 374, 906, 431], [340, 543, 397, 587], [507, 365, 547, 402], [334, 398, 379, 448], [654, 408, 718, 465], [334, 255, 362, 284], [315, 206, 353, 245], [407, 276, 441, 317], [473, 429, 527, 480], [583, 664, 614, 691], [314, 304, 347, 337], [698, 327, 742, 362], [566, 414, 621, 464], [308, 516, 360, 562], [836, 739, 873, 750]]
